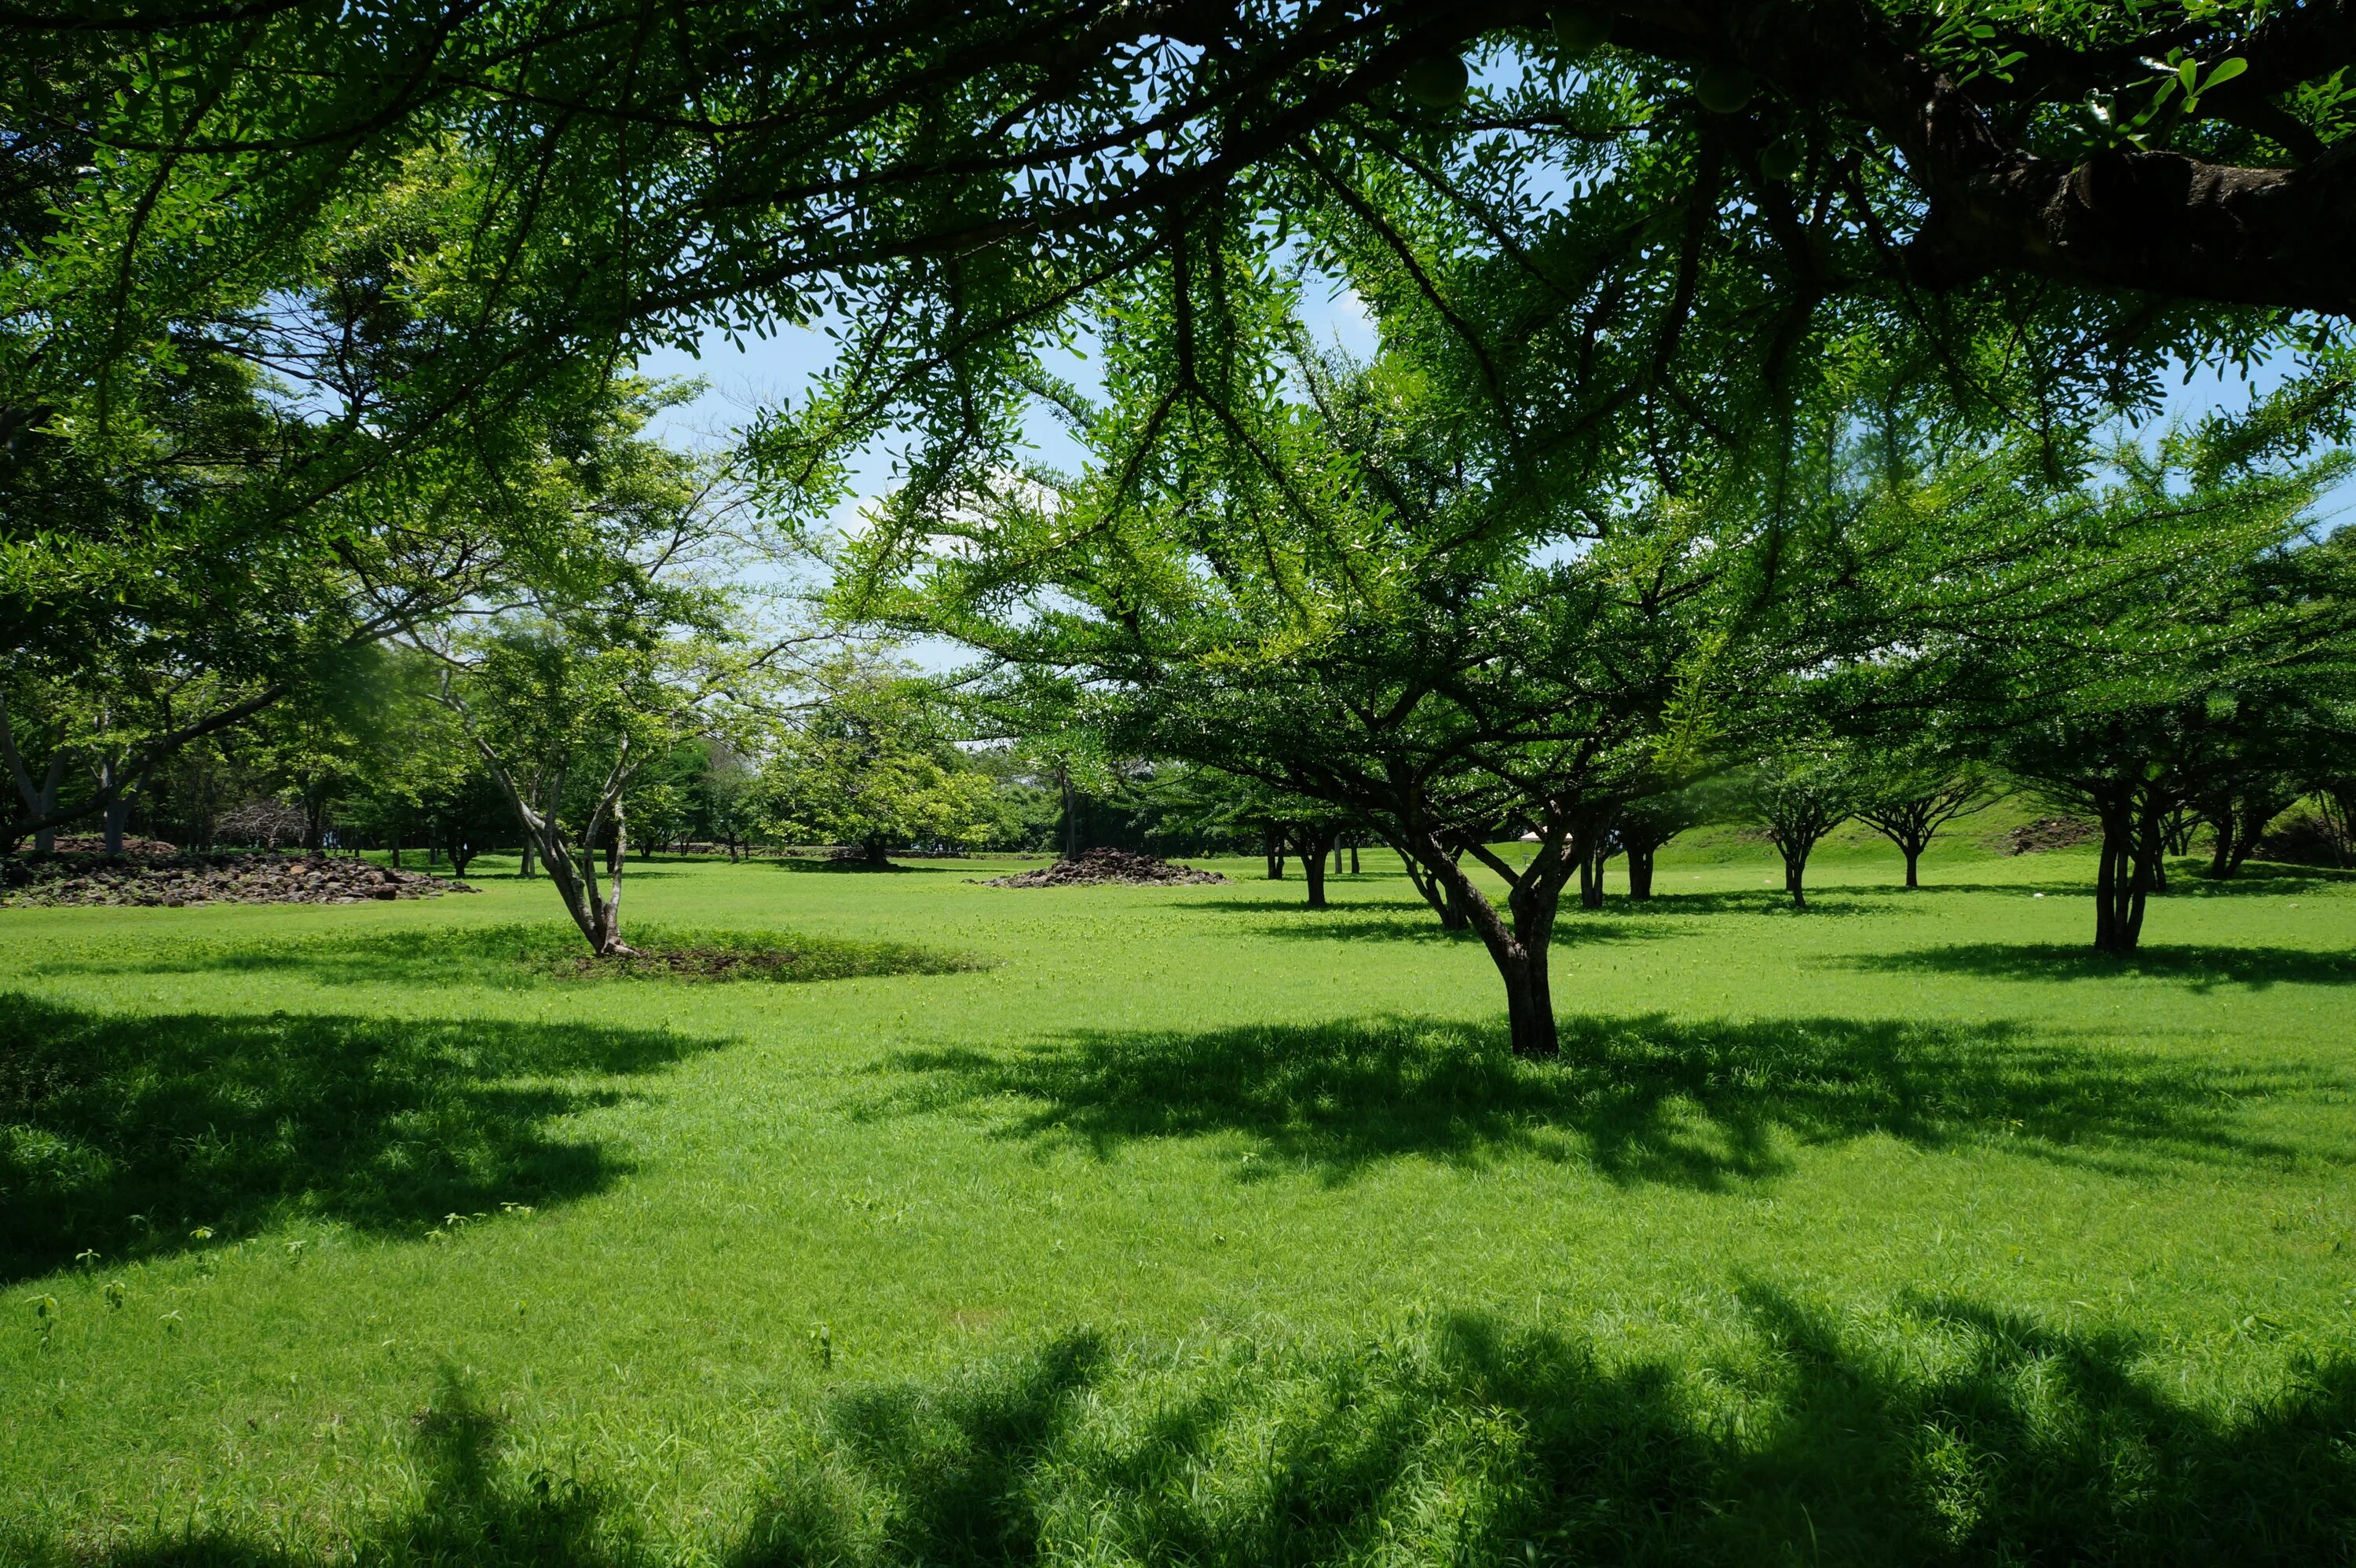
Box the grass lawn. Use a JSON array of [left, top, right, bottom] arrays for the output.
[[5, 831, 2356, 1564]]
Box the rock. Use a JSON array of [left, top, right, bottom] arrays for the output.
[[0, 850, 474, 908], [979, 848, 1227, 887]]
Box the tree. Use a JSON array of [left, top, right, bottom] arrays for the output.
[[761, 664, 997, 868], [1740, 753, 1859, 913], [1855, 760, 2001, 889], [420, 410, 780, 954], [843, 333, 1838, 1055], [1613, 790, 1706, 901], [1979, 447, 2351, 952]]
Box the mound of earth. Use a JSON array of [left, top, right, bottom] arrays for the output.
[[0, 850, 477, 908], [979, 848, 1227, 887], [40, 834, 180, 861], [1998, 817, 2101, 855]]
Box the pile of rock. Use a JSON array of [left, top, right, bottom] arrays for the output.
[[0, 851, 476, 908], [979, 848, 1228, 887], [1999, 817, 2101, 855]]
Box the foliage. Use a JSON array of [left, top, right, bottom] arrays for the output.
[[759, 663, 999, 864]]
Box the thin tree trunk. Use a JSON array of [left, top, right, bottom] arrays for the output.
[[1264, 824, 1285, 879], [1349, 839, 1360, 874], [1902, 839, 1922, 889], [1783, 847, 1808, 911], [1627, 846, 1655, 901], [1058, 766, 1077, 861]]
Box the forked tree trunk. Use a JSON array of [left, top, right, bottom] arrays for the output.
[[1782, 847, 1809, 911], [2092, 795, 2159, 956], [1626, 845, 1655, 901], [1415, 828, 1576, 1058], [470, 736, 637, 956]]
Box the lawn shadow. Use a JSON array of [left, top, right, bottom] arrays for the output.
[[0, 992, 719, 1281], [2153, 860, 2356, 897], [29, 921, 979, 991], [20, 1295, 2356, 1564], [1852, 942, 2356, 992], [873, 1012, 2318, 1189], [5, 1370, 638, 1567]]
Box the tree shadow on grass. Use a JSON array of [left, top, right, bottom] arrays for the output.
[[29, 922, 979, 992], [0, 992, 718, 1282], [5, 1370, 642, 1568], [19, 1295, 2356, 1565], [873, 1014, 2317, 1190], [1850, 943, 2356, 992], [726, 1296, 2356, 1566]]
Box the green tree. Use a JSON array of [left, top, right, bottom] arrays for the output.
[[761, 665, 997, 868]]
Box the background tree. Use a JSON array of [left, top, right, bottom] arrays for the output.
[[1740, 752, 1860, 913], [761, 664, 997, 868], [1853, 755, 2002, 890]]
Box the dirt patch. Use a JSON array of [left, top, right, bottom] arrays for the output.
[[1995, 817, 2101, 855], [0, 850, 477, 908], [978, 848, 1228, 887]]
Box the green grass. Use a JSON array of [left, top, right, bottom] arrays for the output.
[[3, 834, 2355, 1564]]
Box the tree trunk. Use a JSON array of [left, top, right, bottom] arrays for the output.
[[1902, 839, 1922, 889], [1783, 848, 1808, 911], [103, 794, 130, 857], [519, 836, 536, 878], [864, 836, 891, 867], [31, 753, 63, 854], [1058, 766, 1077, 861], [1299, 828, 1330, 908], [1418, 832, 1569, 1057], [2206, 816, 2235, 879], [1578, 848, 1603, 909], [1349, 839, 1360, 874], [1263, 825, 1285, 879], [1498, 952, 1557, 1058], [1627, 846, 1655, 901], [2092, 799, 2153, 956]]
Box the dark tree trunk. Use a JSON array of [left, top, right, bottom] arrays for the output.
[[1783, 848, 1809, 911], [1349, 839, 1360, 874], [864, 836, 891, 867], [103, 787, 130, 858], [2093, 800, 2153, 956], [1578, 846, 1605, 909], [1626, 846, 1655, 901], [2206, 815, 2235, 879], [1902, 841, 1922, 888], [1058, 767, 1078, 861], [519, 836, 536, 878], [1412, 828, 1575, 1057], [31, 753, 63, 854], [1296, 826, 1333, 908], [1263, 824, 1285, 879], [1498, 952, 1557, 1058]]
